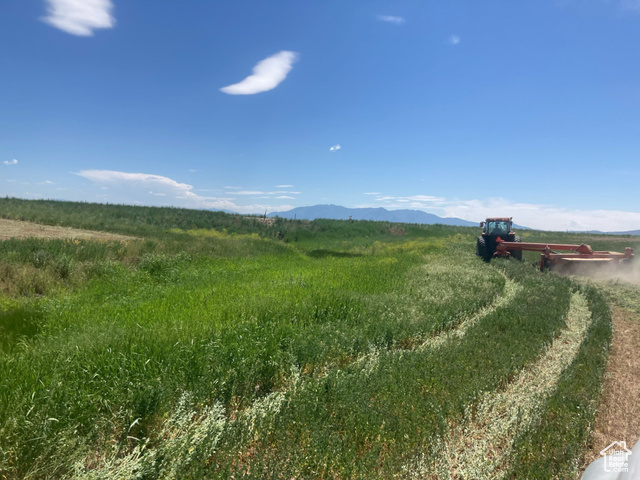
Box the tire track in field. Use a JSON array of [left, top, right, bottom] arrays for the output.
[[414, 291, 593, 480]]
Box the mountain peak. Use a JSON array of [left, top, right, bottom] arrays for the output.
[[268, 204, 477, 226]]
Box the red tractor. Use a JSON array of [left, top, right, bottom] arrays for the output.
[[476, 217, 522, 262], [476, 217, 634, 271]]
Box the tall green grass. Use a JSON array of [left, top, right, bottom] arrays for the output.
[[0, 199, 621, 479], [0, 197, 477, 249], [1, 238, 503, 477]]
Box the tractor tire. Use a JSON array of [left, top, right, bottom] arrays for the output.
[[510, 235, 523, 261], [476, 236, 490, 262]]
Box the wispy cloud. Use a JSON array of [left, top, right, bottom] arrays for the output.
[[75, 170, 295, 214], [77, 170, 198, 197], [366, 192, 640, 232], [276, 184, 294, 188], [275, 196, 295, 199], [42, 0, 115, 36], [3, 159, 18, 165], [235, 191, 264, 195], [441, 199, 640, 232], [448, 35, 460, 45], [377, 15, 406, 25], [330, 144, 341, 152], [235, 190, 300, 196], [372, 194, 446, 206], [220, 51, 298, 95], [364, 192, 381, 195]]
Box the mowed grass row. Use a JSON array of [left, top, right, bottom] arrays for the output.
[[1, 236, 504, 478], [504, 284, 613, 479], [197, 261, 573, 479], [67, 260, 576, 479]]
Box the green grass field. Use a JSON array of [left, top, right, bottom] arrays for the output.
[[0, 198, 638, 479]]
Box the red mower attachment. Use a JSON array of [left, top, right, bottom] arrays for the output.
[[495, 241, 635, 271]]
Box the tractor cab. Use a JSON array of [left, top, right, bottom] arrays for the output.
[[480, 218, 513, 237], [476, 217, 521, 261]]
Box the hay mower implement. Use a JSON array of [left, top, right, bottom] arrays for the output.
[[476, 217, 634, 271]]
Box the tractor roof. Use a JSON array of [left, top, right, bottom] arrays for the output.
[[485, 217, 512, 222]]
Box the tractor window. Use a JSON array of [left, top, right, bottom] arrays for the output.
[[487, 221, 509, 235]]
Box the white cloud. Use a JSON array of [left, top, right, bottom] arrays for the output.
[[42, 0, 115, 36], [330, 144, 341, 152], [364, 192, 381, 195], [377, 15, 406, 25], [372, 194, 446, 206], [75, 169, 295, 214], [275, 196, 295, 199], [220, 51, 298, 95], [77, 170, 197, 196], [440, 198, 640, 232], [368, 192, 640, 232], [235, 190, 265, 195], [448, 35, 460, 45], [3, 159, 18, 165], [276, 184, 294, 188], [235, 190, 300, 195]]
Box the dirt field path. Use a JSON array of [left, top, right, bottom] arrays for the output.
[[0, 218, 135, 242]]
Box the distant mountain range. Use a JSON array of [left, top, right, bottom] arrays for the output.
[[267, 204, 479, 227], [581, 229, 640, 236], [239, 204, 639, 235]]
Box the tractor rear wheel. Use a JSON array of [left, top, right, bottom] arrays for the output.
[[510, 235, 523, 261], [476, 236, 490, 262]]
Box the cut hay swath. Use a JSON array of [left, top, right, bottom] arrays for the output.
[[410, 292, 593, 479]]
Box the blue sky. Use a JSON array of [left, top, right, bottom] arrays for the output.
[[1, 0, 639, 231]]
